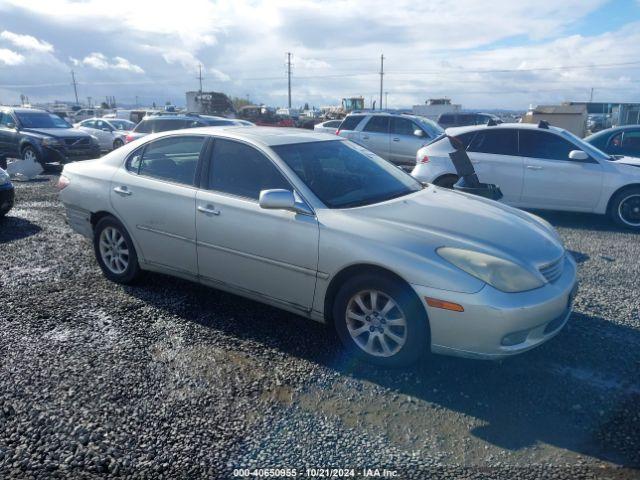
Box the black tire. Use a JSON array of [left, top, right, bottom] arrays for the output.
[[93, 216, 142, 284], [0, 156, 7, 170], [22, 145, 42, 166], [434, 174, 458, 189], [332, 273, 429, 367], [113, 139, 124, 150], [609, 187, 640, 230]]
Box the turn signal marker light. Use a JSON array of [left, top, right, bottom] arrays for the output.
[[425, 297, 464, 312]]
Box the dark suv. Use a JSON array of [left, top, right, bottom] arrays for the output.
[[0, 107, 101, 169], [437, 112, 502, 129], [125, 114, 246, 143]]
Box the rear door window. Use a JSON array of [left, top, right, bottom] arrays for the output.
[[133, 136, 205, 185], [467, 129, 518, 155], [518, 130, 577, 161], [152, 119, 188, 133], [338, 115, 365, 131], [363, 116, 390, 134]]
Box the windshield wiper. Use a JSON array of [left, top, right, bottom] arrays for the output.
[[338, 190, 413, 209]]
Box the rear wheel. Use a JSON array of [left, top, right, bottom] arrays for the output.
[[433, 174, 458, 189], [333, 273, 429, 367], [93, 216, 141, 284], [610, 187, 640, 230], [113, 138, 124, 150]]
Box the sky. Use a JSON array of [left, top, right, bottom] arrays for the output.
[[1, 0, 640, 110]]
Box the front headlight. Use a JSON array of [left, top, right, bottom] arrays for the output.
[[437, 247, 545, 293], [0, 168, 10, 185], [41, 137, 61, 147]]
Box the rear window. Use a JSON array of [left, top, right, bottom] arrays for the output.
[[467, 129, 518, 155], [134, 119, 187, 133], [338, 115, 365, 131]]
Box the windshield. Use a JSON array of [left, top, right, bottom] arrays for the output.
[[17, 112, 72, 129], [109, 119, 135, 130], [559, 129, 611, 161], [272, 140, 422, 208]]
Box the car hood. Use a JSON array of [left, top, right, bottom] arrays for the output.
[[322, 186, 565, 268], [21, 128, 92, 139], [611, 156, 640, 168]]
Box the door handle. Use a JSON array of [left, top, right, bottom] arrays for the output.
[[392, 137, 400, 142], [526, 165, 543, 170], [113, 186, 132, 196], [197, 204, 220, 216], [361, 135, 369, 140]]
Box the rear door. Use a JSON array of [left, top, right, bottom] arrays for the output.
[[465, 128, 523, 203], [110, 135, 206, 276], [519, 129, 603, 210], [195, 138, 319, 310], [358, 116, 390, 159], [389, 117, 428, 167], [0, 112, 20, 160]]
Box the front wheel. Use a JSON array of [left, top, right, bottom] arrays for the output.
[[610, 187, 640, 230], [333, 274, 429, 367], [22, 146, 41, 166], [93, 216, 142, 284], [113, 138, 124, 150]]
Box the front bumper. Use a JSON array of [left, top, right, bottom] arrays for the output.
[[0, 182, 15, 215], [42, 144, 101, 164], [411, 254, 578, 359]]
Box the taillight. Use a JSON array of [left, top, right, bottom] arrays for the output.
[[57, 174, 70, 191], [125, 134, 135, 143], [335, 129, 340, 135], [420, 154, 430, 164]]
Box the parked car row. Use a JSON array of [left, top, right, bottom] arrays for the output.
[[74, 118, 135, 151]]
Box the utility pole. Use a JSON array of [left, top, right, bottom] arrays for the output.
[[385, 91, 388, 109], [70, 70, 79, 105], [286, 52, 292, 108], [379, 54, 384, 110], [589, 87, 594, 102], [197, 64, 204, 93], [135, 95, 139, 107]]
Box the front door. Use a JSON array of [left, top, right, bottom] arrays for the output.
[[389, 117, 428, 167], [519, 130, 603, 210], [110, 135, 205, 275], [195, 138, 319, 311], [0, 112, 20, 160]]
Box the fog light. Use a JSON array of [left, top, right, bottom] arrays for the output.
[[501, 330, 529, 346]]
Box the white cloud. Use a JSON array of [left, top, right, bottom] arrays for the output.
[[209, 68, 230, 82], [0, 30, 53, 52], [80, 52, 144, 73], [0, 48, 24, 65]]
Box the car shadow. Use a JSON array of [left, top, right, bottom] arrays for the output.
[[0, 216, 42, 243], [530, 209, 638, 234], [123, 273, 640, 468]]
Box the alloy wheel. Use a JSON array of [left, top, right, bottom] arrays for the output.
[[345, 289, 407, 357], [99, 226, 129, 274], [618, 194, 640, 227], [23, 149, 37, 162]]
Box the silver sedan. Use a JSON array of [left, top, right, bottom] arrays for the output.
[[58, 127, 578, 366]]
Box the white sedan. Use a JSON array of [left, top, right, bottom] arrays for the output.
[[75, 118, 135, 151], [313, 119, 342, 134], [58, 127, 577, 366], [412, 123, 640, 229]]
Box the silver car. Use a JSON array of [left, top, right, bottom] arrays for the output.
[[59, 127, 577, 366], [337, 112, 444, 169]]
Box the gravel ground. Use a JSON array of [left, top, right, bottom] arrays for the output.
[[1, 174, 639, 479]]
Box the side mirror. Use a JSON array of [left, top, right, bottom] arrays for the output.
[[413, 129, 424, 137], [259, 189, 296, 211], [6, 122, 16, 130], [102, 128, 111, 132], [569, 150, 589, 161]]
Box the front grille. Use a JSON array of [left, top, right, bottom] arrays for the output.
[[63, 137, 90, 148], [539, 255, 564, 283]]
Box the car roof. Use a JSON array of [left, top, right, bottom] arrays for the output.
[[446, 122, 564, 137], [586, 125, 640, 138], [1, 107, 48, 114], [164, 126, 342, 147]]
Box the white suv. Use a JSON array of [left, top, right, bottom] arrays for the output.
[[412, 122, 640, 229]]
